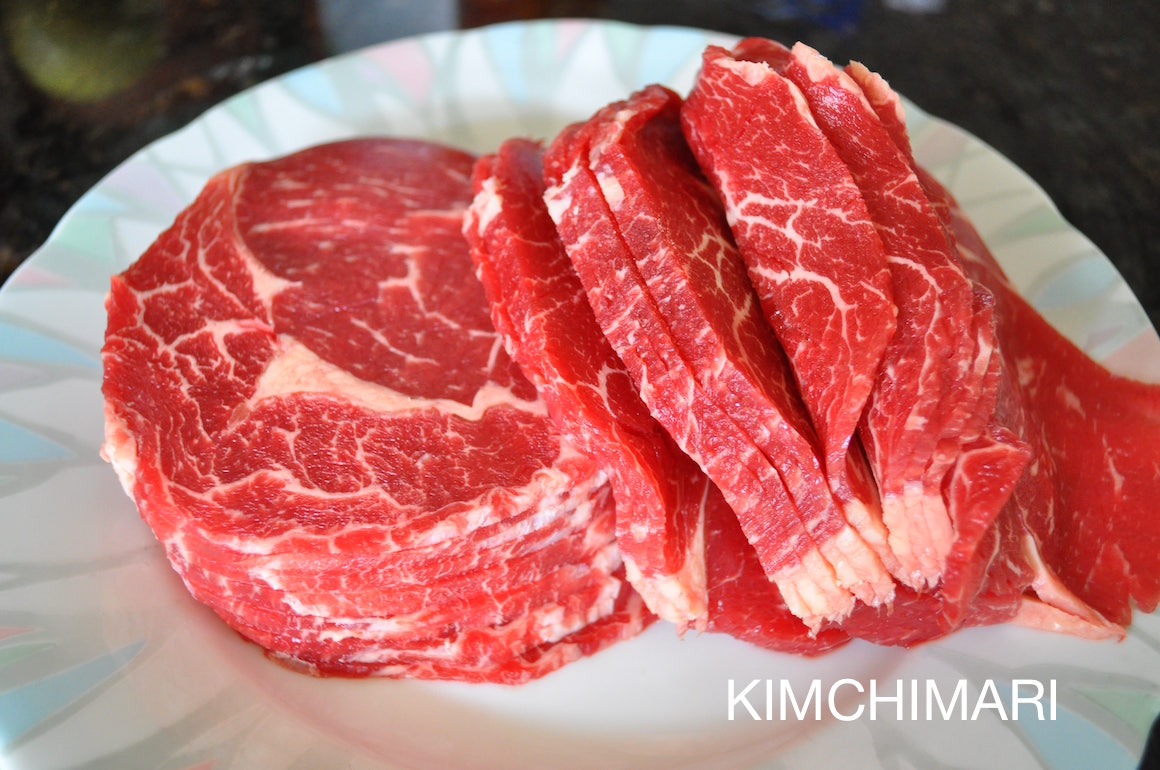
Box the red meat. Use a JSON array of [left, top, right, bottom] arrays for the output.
[[463, 137, 708, 629], [544, 85, 895, 630], [681, 43, 900, 581], [101, 138, 650, 682]]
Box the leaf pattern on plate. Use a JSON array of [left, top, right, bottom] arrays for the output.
[[0, 640, 144, 751]]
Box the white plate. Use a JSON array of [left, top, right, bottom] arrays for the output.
[[2, 18, 1159, 770]]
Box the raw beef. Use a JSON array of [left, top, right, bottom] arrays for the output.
[[464, 136, 844, 654], [680, 43, 900, 580], [735, 38, 1005, 590], [543, 84, 895, 630], [701, 480, 850, 655], [938, 180, 1160, 634], [836, 55, 1141, 642], [102, 38, 1160, 681], [842, 61, 1121, 633], [101, 138, 651, 682], [463, 137, 709, 629]]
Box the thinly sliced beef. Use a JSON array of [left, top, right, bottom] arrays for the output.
[[101, 138, 650, 682], [840, 52, 1137, 641], [465, 136, 842, 653], [104, 38, 1160, 682], [701, 482, 850, 655], [680, 44, 899, 581], [732, 38, 1006, 590], [544, 85, 895, 630], [942, 187, 1160, 632], [463, 137, 708, 629]]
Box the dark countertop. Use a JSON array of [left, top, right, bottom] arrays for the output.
[[1, 0, 1157, 332]]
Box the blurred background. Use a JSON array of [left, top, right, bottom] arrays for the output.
[[1, 0, 1157, 325]]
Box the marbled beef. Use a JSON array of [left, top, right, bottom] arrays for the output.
[[465, 137, 846, 654], [463, 137, 709, 629], [544, 85, 894, 630], [681, 43, 901, 582], [101, 138, 650, 682]]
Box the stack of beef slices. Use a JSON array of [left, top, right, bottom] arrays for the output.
[[104, 37, 1160, 684], [100, 139, 652, 683], [470, 38, 1160, 650], [464, 138, 848, 656]]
